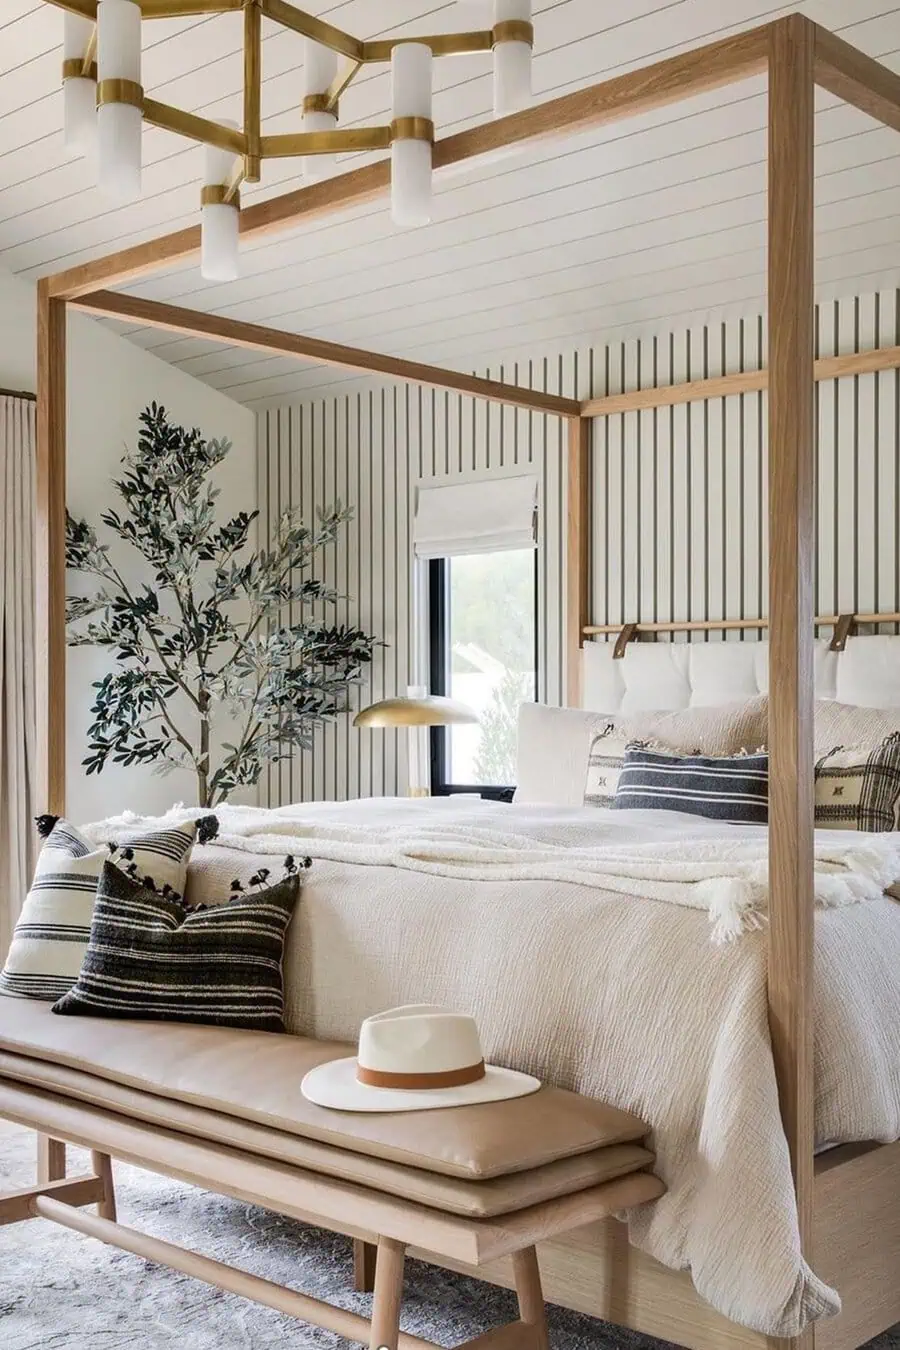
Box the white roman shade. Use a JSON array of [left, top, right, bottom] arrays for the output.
[[414, 474, 538, 559]]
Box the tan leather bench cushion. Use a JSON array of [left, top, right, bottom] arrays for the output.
[[0, 1000, 648, 1180], [0, 1050, 653, 1218]]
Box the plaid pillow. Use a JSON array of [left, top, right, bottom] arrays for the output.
[[52, 859, 305, 1032], [815, 733, 900, 832], [612, 747, 769, 823], [0, 816, 214, 1002]]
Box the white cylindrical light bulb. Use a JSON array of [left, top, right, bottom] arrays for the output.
[[493, 0, 532, 116], [201, 122, 240, 282], [302, 38, 338, 182], [63, 12, 97, 158], [97, 0, 142, 201], [391, 42, 433, 229]]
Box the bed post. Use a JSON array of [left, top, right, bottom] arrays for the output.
[[35, 279, 67, 818], [766, 16, 816, 1348], [566, 416, 591, 706], [35, 279, 68, 1184]]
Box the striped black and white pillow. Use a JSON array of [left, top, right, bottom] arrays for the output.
[[612, 747, 769, 824], [0, 816, 210, 1002], [52, 860, 303, 1032]]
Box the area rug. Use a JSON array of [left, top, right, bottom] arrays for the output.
[[0, 1123, 896, 1350]]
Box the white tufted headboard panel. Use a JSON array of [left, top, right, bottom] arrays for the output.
[[581, 635, 900, 713]]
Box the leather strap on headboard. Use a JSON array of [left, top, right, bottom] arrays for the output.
[[613, 623, 639, 660], [829, 613, 856, 652]]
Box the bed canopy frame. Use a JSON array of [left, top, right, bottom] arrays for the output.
[[33, 12, 900, 1350]]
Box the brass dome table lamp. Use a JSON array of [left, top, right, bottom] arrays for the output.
[[353, 686, 479, 796]]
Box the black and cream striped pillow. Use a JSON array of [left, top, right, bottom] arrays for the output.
[[52, 860, 304, 1032], [612, 747, 769, 824], [815, 732, 900, 831], [0, 816, 210, 1002]]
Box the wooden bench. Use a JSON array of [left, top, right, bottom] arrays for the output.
[[0, 1006, 663, 1350]]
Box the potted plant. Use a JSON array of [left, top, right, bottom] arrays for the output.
[[66, 403, 378, 808]]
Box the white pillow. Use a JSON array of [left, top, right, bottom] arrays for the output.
[[515, 697, 768, 807]]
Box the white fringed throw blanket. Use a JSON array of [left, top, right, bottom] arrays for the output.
[[90, 798, 900, 943], [82, 799, 900, 1337]]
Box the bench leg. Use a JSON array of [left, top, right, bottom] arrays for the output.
[[512, 1247, 549, 1350], [353, 1238, 378, 1293], [369, 1237, 406, 1350], [37, 1134, 66, 1184], [90, 1151, 117, 1222]]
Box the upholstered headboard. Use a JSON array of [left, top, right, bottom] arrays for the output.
[[581, 635, 900, 713]]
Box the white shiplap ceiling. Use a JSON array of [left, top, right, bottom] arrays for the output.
[[2, 0, 900, 406]]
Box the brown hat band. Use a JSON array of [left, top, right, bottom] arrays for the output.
[[356, 1060, 486, 1090]]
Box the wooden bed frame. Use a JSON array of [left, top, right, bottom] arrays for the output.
[[27, 9, 900, 1350]]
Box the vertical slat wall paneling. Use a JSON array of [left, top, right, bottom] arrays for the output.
[[724, 321, 744, 637], [352, 393, 365, 802], [545, 357, 565, 708], [258, 413, 271, 808], [279, 406, 291, 803], [622, 344, 640, 626], [876, 292, 900, 630], [654, 337, 672, 629], [670, 336, 690, 627], [257, 289, 900, 803], [688, 327, 707, 633], [836, 300, 858, 615]]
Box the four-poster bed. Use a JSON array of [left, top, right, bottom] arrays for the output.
[[19, 10, 900, 1350]]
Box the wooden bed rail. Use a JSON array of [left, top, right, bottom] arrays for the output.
[[583, 611, 900, 647], [577, 344, 900, 419]]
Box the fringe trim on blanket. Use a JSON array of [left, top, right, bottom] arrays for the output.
[[698, 846, 899, 943]]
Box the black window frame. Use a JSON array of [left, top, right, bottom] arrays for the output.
[[428, 552, 539, 800]]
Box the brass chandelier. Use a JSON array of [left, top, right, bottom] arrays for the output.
[[46, 0, 534, 280]]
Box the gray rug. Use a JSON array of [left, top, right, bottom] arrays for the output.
[[0, 1122, 896, 1350]]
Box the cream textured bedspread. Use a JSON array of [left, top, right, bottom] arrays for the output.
[[87, 798, 900, 1338]]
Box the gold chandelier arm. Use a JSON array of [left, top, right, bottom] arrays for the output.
[[43, 0, 245, 18], [492, 20, 534, 48], [223, 159, 246, 204], [44, 0, 95, 18], [260, 127, 391, 157], [258, 0, 364, 63], [326, 59, 362, 112], [81, 25, 97, 75], [243, 0, 262, 182], [390, 117, 435, 143], [362, 32, 493, 63], [62, 56, 97, 81], [143, 98, 247, 154], [140, 0, 243, 13]]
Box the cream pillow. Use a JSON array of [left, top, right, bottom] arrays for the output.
[[515, 697, 768, 808], [815, 701, 900, 759]]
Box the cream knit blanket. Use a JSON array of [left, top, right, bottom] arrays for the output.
[[91, 799, 900, 943]]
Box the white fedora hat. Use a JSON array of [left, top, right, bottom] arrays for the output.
[[300, 1005, 541, 1113]]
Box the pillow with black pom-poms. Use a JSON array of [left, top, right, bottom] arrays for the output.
[[52, 857, 306, 1032], [0, 815, 216, 1002]]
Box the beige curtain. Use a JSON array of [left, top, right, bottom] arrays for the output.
[[0, 394, 37, 961]]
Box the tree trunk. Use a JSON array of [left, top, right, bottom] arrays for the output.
[[197, 703, 210, 808]]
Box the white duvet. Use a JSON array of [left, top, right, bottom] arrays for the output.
[[88, 797, 900, 1337]]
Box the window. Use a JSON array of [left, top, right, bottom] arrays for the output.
[[429, 549, 538, 797]]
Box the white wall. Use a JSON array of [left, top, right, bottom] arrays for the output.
[[0, 266, 257, 822]]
